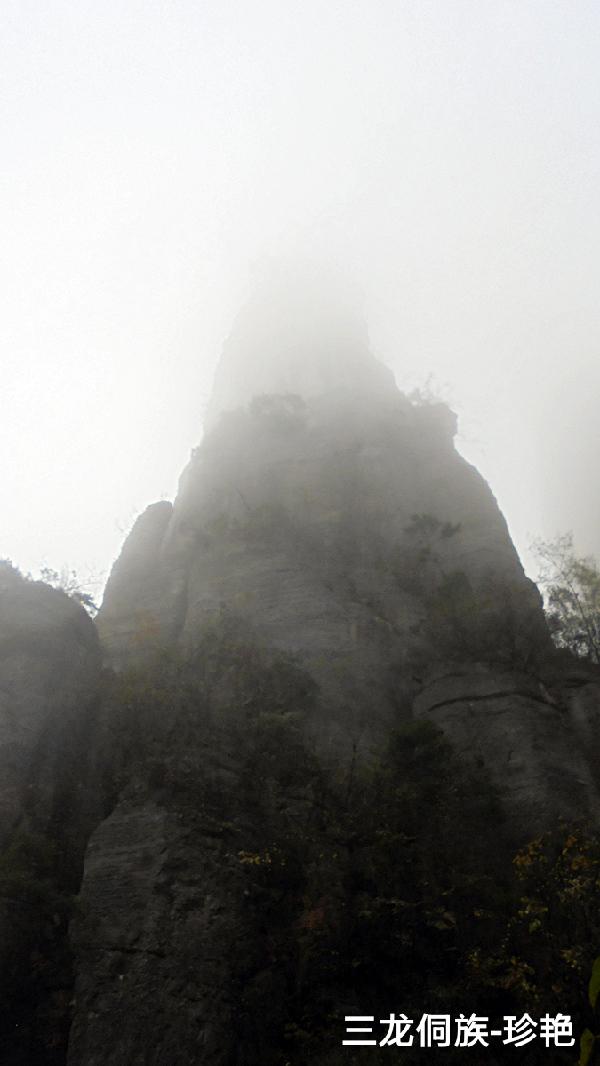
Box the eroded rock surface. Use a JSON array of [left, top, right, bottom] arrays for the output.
[[0, 562, 102, 845], [99, 373, 547, 769], [0, 564, 103, 1065], [413, 662, 600, 836], [4, 280, 600, 1065]]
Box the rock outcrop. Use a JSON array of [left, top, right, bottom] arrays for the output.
[[98, 280, 559, 806], [0, 563, 104, 1065], [413, 661, 600, 837], [0, 562, 102, 846], [3, 276, 600, 1065]]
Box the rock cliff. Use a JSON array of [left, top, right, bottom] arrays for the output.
[[0, 563, 104, 1064], [2, 280, 600, 1065], [97, 280, 596, 831], [0, 563, 101, 846]]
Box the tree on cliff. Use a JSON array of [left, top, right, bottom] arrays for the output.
[[533, 534, 600, 663], [39, 566, 98, 617]]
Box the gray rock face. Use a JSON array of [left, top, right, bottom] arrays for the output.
[[94, 276, 600, 840], [97, 501, 181, 669], [413, 663, 600, 838], [67, 801, 231, 1066], [0, 563, 102, 845], [65, 657, 320, 1066], [7, 284, 600, 1064], [74, 290, 600, 1066], [99, 385, 546, 763], [67, 796, 255, 1066], [0, 563, 103, 1064]]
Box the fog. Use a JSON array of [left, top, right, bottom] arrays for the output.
[[2, 0, 599, 597]]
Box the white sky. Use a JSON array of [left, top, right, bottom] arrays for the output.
[[2, 0, 599, 597]]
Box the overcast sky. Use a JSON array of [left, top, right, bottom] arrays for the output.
[[2, 0, 599, 597]]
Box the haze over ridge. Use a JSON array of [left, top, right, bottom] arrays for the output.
[[2, 0, 599, 590]]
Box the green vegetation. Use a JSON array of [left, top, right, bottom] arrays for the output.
[[406, 374, 451, 407], [580, 958, 600, 1065], [422, 568, 547, 669], [0, 558, 98, 616], [392, 513, 548, 669], [39, 566, 98, 617], [533, 533, 600, 664], [231, 711, 600, 1063], [4, 556, 599, 1062], [111, 635, 596, 1063]]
